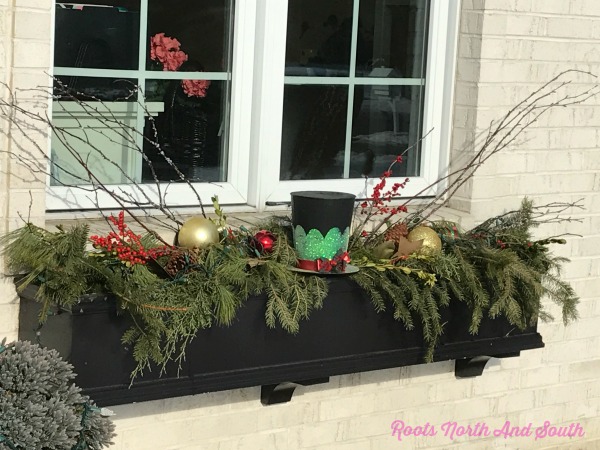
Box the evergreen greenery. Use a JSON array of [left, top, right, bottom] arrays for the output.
[[0, 199, 578, 375], [0, 339, 115, 449]]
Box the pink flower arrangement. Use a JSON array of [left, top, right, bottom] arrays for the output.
[[150, 33, 210, 98], [181, 79, 211, 98], [150, 33, 188, 71]]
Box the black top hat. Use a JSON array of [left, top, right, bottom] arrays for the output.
[[291, 191, 355, 271]]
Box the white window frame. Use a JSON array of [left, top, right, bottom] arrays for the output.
[[46, 0, 256, 210], [46, 0, 460, 212], [249, 0, 461, 210]]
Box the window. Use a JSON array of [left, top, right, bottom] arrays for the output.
[[47, 0, 459, 211]]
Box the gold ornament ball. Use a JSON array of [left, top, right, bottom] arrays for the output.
[[407, 226, 442, 256], [177, 217, 220, 249]]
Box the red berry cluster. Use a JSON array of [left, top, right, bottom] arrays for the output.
[[90, 211, 172, 266], [361, 154, 409, 216]]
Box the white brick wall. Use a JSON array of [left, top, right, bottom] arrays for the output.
[[0, 0, 49, 339], [1, 0, 600, 449]]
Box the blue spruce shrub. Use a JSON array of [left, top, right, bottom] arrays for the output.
[[0, 339, 115, 449]]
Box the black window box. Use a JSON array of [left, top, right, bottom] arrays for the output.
[[18, 278, 544, 406]]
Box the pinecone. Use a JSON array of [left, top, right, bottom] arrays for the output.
[[384, 222, 409, 242], [164, 248, 199, 277]]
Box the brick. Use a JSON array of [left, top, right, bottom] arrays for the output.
[[352, 367, 403, 389], [412, 397, 492, 422], [117, 420, 215, 449], [520, 366, 561, 388], [12, 40, 51, 69], [290, 421, 345, 448], [217, 431, 288, 450], [458, 36, 483, 59], [480, 12, 507, 36], [546, 18, 595, 39], [572, 298, 600, 318], [571, 238, 600, 257], [429, 378, 473, 402], [516, 173, 596, 196], [536, 323, 565, 343], [344, 411, 406, 440], [318, 394, 375, 421], [483, 0, 528, 11], [375, 384, 435, 411], [563, 360, 600, 382], [307, 439, 370, 450], [535, 381, 598, 407], [14, 0, 53, 10], [258, 401, 316, 430], [530, 0, 570, 15], [582, 149, 600, 170], [13, 10, 51, 40], [455, 59, 481, 84], [460, 11, 485, 35], [498, 390, 536, 413], [504, 14, 548, 36], [543, 337, 600, 364], [477, 153, 528, 176], [480, 37, 534, 60], [471, 176, 517, 199], [401, 360, 454, 384], [570, 0, 600, 17], [518, 405, 567, 427], [563, 318, 600, 340], [525, 151, 586, 174], [472, 368, 520, 395], [563, 398, 600, 423], [500, 348, 543, 370], [0, 303, 18, 335]]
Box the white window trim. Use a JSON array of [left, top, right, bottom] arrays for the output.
[[46, 0, 461, 213]]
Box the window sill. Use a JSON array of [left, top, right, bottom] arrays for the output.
[[18, 278, 544, 407]]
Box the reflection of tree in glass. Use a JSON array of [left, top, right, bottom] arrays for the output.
[[287, 86, 347, 179], [309, 17, 371, 72]]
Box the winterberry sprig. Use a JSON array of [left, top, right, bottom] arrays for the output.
[[360, 155, 410, 217], [90, 211, 172, 266]]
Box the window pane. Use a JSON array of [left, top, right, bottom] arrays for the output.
[[50, 77, 139, 186], [54, 2, 140, 70], [349, 84, 423, 178], [147, 0, 232, 72], [285, 0, 354, 77], [356, 0, 429, 78], [142, 79, 227, 183], [281, 0, 428, 183], [280, 85, 349, 180]]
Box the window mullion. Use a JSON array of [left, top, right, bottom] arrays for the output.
[[133, 0, 150, 183], [342, 0, 362, 179], [247, 0, 289, 210]]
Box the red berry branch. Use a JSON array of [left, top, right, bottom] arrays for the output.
[[90, 211, 172, 266], [360, 155, 409, 216], [353, 154, 410, 243]]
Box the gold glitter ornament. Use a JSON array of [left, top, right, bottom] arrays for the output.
[[407, 226, 442, 256], [177, 217, 220, 249]]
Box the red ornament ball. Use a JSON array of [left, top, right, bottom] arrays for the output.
[[253, 230, 276, 253]]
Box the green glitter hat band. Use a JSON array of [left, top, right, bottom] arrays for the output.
[[293, 225, 350, 260]]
